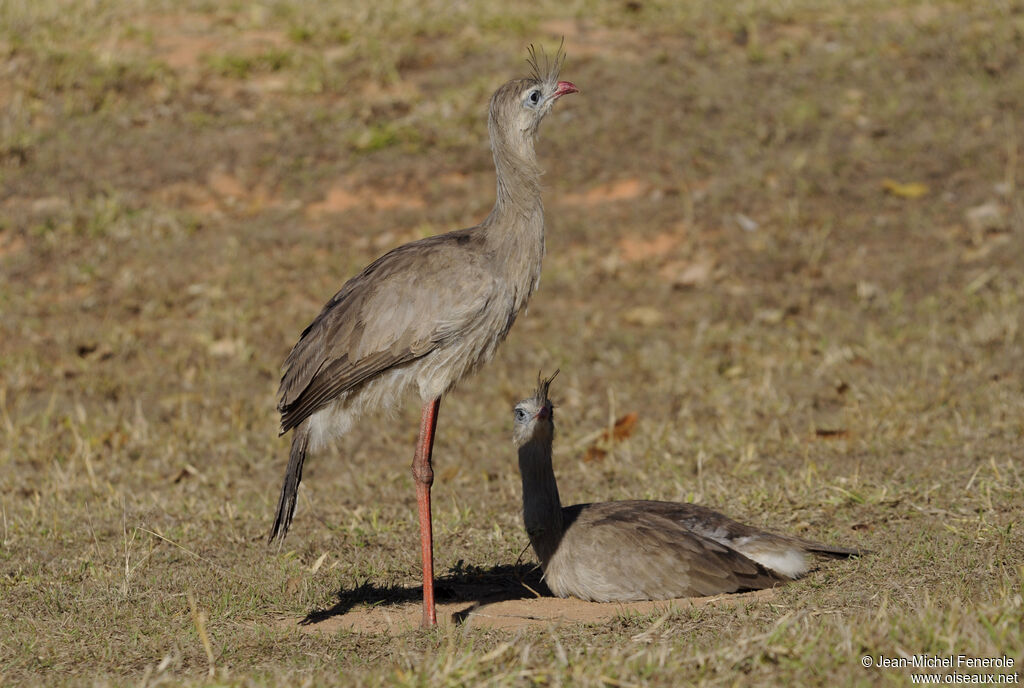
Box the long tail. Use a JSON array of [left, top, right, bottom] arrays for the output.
[[803, 541, 872, 559], [270, 423, 310, 542]]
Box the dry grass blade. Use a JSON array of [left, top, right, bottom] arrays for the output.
[[187, 591, 216, 678], [629, 610, 672, 643], [308, 551, 328, 574], [135, 527, 227, 573]]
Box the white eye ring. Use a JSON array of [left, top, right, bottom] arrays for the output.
[[527, 89, 541, 106], [514, 407, 529, 421]]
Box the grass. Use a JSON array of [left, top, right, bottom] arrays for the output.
[[1, 0, 1023, 685]]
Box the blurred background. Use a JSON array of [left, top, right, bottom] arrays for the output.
[[1, 0, 1022, 683]]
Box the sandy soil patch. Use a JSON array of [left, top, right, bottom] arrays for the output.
[[560, 178, 650, 206], [287, 589, 776, 635], [306, 180, 427, 218], [539, 19, 647, 62]]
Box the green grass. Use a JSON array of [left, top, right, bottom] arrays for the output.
[[1, 0, 1023, 685]]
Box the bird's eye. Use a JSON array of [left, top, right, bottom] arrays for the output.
[[514, 407, 528, 422], [527, 89, 541, 106]]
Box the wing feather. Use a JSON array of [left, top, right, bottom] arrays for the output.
[[277, 229, 496, 434], [555, 503, 785, 600]]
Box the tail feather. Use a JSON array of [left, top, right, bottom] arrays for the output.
[[270, 424, 310, 542], [804, 541, 872, 559]]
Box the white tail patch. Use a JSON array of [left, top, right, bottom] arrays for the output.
[[730, 537, 810, 579], [305, 366, 416, 452], [744, 548, 809, 579]]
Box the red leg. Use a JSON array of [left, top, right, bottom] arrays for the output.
[[412, 397, 441, 628]]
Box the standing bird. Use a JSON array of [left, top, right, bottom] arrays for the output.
[[269, 46, 578, 627], [512, 373, 868, 602]]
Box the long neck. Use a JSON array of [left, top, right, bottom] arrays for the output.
[[480, 118, 547, 323], [518, 432, 564, 567], [486, 119, 543, 225]]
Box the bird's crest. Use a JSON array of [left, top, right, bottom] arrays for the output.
[[533, 369, 560, 406], [526, 38, 567, 87]]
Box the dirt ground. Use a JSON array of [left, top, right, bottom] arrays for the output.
[[1, 0, 1023, 686], [292, 589, 778, 635]]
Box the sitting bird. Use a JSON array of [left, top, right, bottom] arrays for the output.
[[512, 373, 867, 602], [269, 46, 578, 627]]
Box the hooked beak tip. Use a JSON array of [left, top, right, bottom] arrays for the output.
[[553, 80, 579, 99]]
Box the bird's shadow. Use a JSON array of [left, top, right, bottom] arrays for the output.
[[300, 561, 549, 626]]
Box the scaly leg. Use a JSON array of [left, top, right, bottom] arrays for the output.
[[411, 397, 441, 627]]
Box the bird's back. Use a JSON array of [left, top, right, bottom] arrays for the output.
[[277, 221, 538, 434], [542, 501, 786, 602]]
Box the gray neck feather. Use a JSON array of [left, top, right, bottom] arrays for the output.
[[486, 116, 543, 225], [480, 105, 546, 316], [518, 432, 564, 567]]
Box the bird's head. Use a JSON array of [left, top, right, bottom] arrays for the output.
[[512, 370, 559, 448], [489, 43, 578, 148]]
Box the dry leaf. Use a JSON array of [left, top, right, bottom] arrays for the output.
[[965, 267, 998, 294], [962, 234, 1011, 262], [309, 552, 328, 574], [881, 178, 928, 199], [208, 338, 239, 357], [582, 413, 639, 463], [754, 308, 784, 325], [76, 343, 114, 361], [721, 364, 743, 378], [171, 464, 200, 483], [964, 201, 1007, 234], [735, 213, 759, 232], [856, 281, 882, 301], [659, 258, 713, 288], [76, 343, 98, 357], [609, 412, 639, 441], [622, 306, 664, 327]]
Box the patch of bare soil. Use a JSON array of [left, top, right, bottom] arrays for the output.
[[139, 12, 288, 76], [539, 19, 647, 62], [306, 179, 427, 218], [287, 589, 776, 634], [560, 178, 650, 206], [153, 170, 284, 217]]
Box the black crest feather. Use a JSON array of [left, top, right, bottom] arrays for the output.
[[534, 369, 560, 405], [526, 38, 567, 85]]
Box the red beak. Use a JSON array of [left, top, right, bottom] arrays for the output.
[[553, 81, 579, 99]]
